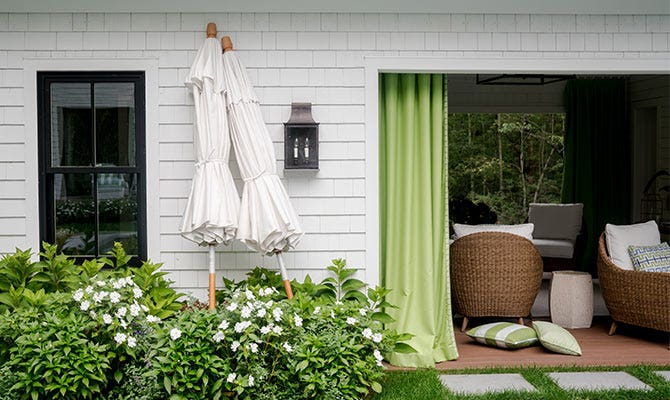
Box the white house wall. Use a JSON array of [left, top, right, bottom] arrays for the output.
[[0, 12, 669, 298]]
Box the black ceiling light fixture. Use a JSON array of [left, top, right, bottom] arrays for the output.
[[476, 74, 575, 85]]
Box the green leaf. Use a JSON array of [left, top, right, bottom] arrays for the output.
[[371, 311, 395, 324], [296, 360, 309, 372], [164, 376, 172, 393], [393, 342, 417, 354], [371, 381, 383, 393]]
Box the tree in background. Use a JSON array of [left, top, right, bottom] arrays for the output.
[[448, 113, 565, 224]]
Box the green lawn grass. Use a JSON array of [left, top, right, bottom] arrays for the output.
[[375, 365, 670, 400]]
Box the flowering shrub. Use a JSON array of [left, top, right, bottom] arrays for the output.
[[153, 260, 413, 400], [0, 245, 413, 399]]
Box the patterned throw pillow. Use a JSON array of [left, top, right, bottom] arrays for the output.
[[628, 242, 670, 273], [466, 322, 538, 349]]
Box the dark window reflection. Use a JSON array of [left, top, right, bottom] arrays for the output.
[[95, 83, 136, 167], [54, 173, 95, 256], [97, 173, 138, 255], [50, 83, 92, 167]]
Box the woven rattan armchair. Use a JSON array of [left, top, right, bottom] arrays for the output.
[[597, 233, 670, 334], [450, 232, 543, 331]]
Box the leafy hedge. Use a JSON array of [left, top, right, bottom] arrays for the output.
[[0, 244, 412, 399]]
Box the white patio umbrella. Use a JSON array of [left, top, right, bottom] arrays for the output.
[[180, 23, 240, 309], [221, 36, 303, 298]]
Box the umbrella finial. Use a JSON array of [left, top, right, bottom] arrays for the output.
[[221, 36, 233, 52], [206, 22, 217, 38]]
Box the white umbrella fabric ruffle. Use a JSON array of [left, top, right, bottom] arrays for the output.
[[222, 49, 303, 255], [180, 37, 240, 246]]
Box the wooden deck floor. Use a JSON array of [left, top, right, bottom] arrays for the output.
[[431, 317, 669, 370]]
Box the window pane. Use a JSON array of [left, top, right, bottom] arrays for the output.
[[95, 83, 136, 167], [54, 173, 96, 255], [98, 173, 138, 256], [50, 83, 92, 167]]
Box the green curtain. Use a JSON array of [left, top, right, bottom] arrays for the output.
[[562, 78, 631, 272], [379, 73, 458, 367]]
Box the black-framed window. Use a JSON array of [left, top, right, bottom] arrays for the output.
[[38, 72, 146, 263]]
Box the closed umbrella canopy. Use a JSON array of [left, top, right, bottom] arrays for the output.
[[180, 36, 240, 246], [222, 43, 302, 255]]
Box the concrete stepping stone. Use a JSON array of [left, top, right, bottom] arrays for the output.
[[655, 371, 670, 381], [439, 373, 536, 395], [548, 371, 651, 391]]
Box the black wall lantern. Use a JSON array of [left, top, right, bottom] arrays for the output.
[[284, 102, 319, 170]]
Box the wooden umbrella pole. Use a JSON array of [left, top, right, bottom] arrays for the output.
[[206, 22, 217, 38], [276, 253, 293, 299], [221, 36, 233, 52], [208, 245, 216, 309]]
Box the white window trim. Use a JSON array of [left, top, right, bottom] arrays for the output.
[[364, 55, 670, 288], [23, 57, 160, 262]]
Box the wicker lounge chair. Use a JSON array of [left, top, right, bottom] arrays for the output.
[[450, 232, 543, 331], [597, 233, 670, 334]]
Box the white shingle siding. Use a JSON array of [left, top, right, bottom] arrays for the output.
[[0, 12, 668, 295]]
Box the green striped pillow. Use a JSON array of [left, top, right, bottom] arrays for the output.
[[466, 322, 539, 349]]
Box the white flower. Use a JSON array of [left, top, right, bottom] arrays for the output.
[[231, 341, 240, 352], [89, 311, 97, 319], [245, 289, 255, 300], [114, 332, 127, 344], [362, 328, 373, 340], [146, 315, 161, 323], [212, 331, 225, 343], [226, 302, 238, 311], [248, 376, 255, 387], [265, 300, 274, 308], [374, 349, 384, 366], [272, 307, 283, 322], [256, 308, 266, 318], [119, 320, 128, 329], [170, 328, 182, 341], [125, 277, 134, 285], [359, 308, 367, 316], [260, 325, 272, 335], [372, 333, 383, 343], [234, 321, 251, 333], [249, 343, 258, 353], [313, 306, 321, 315], [346, 317, 357, 325], [127, 336, 137, 348], [282, 342, 293, 353], [240, 306, 251, 319], [141, 304, 149, 312], [96, 280, 105, 287], [102, 314, 113, 324], [294, 315, 303, 327], [85, 285, 94, 293], [272, 325, 283, 335], [227, 373, 236, 383], [92, 293, 103, 303], [112, 280, 123, 290], [218, 320, 229, 330], [73, 289, 84, 302], [130, 303, 141, 317], [109, 292, 121, 304], [116, 307, 127, 318], [261, 287, 274, 296], [133, 288, 143, 298], [330, 311, 335, 319], [79, 300, 90, 311]]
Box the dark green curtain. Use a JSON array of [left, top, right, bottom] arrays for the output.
[[562, 79, 630, 272]]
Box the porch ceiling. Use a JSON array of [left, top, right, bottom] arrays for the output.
[[4, 0, 670, 14]]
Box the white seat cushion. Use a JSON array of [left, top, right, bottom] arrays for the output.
[[532, 238, 575, 259], [605, 220, 661, 270], [529, 203, 583, 241], [453, 223, 534, 241]]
